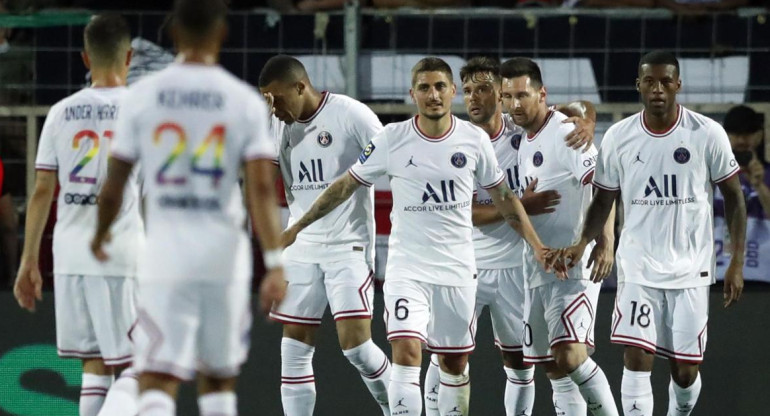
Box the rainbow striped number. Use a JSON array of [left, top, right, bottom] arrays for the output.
[[153, 122, 226, 187], [69, 130, 112, 184]]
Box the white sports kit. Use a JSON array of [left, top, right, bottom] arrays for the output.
[[349, 115, 505, 353], [110, 63, 274, 379], [36, 87, 143, 365], [269, 92, 381, 325], [594, 105, 738, 362]]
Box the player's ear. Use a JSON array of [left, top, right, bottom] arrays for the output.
[[540, 86, 547, 104], [81, 51, 91, 70], [635, 78, 641, 91], [451, 83, 457, 96], [675, 78, 682, 93], [296, 81, 305, 96], [409, 88, 416, 104]]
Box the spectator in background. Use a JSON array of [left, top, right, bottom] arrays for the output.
[[714, 105, 769, 282], [0, 157, 19, 287]]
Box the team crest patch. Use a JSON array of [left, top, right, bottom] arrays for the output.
[[451, 152, 467, 168], [359, 142, 375, 164], [673, 147, 690, 164], [511, 134, 522, 150], [533, 151, 544, 167], [317, 131, 332, 147]]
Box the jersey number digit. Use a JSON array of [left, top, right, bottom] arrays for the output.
[[395, 298, 409, 321], [629, 301, 651, 328], [69, 130, 112, 184], [154, 122, 226, 186]]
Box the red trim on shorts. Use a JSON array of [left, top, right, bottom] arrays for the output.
[[332, 271, 374, 319], [523, 354, 554, 364], [269, 311, 322, 326], [550, 292, 595, 348], [494, 340, 523, 352], [387, 330, 428, 344], [58, 348, 102, 359], [103, 354, 133, 366]]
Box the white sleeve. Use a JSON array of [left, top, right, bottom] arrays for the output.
[[243, 95, 277, 162], [476, 133, 505, 189], [268, 115, 283, 165], [593, 129, 620, 191], [35, 106, 60, 171], [348, 131, 389, 187], [110, 93, 140, 163], [707, 122, 740, 183], [560, 138, 598, 186], [349, 103, 384, 149]]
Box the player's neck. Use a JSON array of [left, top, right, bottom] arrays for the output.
[[89, 69, 126, 88], [416, 113, 453, 137], [474, 111, 503, 139], [643, 104, 679, 132], [175, 49, 219, 66], [524, 106, 550, 137], [299, 88, 324, 120]]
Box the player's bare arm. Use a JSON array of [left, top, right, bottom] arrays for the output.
[[551, 187, 618, 273], [282, 173, 362, 247], [245, 158, 287, 314], [717, 174, 747, 308], [556, 100, 597, 151], [586, 197, 617, 283], [14, 170, 57, 312], [91, 157, 134, 262], [472, 178, 561, 226]]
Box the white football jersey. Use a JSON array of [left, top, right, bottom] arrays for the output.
[[594, 105, 738, 289], [473, 114, 526, 269], [276, 92, 381, 265], [349, 115, 505, 287], [110, 63, 274, 283], [35, 87, 143, 277], [518, 110, 598, 288]]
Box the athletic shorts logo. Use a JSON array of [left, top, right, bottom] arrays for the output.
[[511, 134, 522, 150], [359, 142, 375, 164], [317, 131, 332, 147], [533, 151, 544, 167], [451, 152, 467, 168], [673, 147, 690, 164]]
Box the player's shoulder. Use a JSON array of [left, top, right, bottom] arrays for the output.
[[603, 112, 641, 143], [679, 106, 723, 135], [455, 116, 488, 140], [326, 92, 370, 112], [45, 88, 95, 121], [547, 110, 574, 136]]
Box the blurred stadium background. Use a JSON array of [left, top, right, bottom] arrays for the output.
[[0, 1, 769, 415]]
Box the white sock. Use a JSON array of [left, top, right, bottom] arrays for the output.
[[80, 373, 112, 416], [667, 373, 701, 416], [280, 338, 316, 416], [198, 391, 237, 416], [424, 355, 440, 416], [343, 339, 391, 415], [138, 390, 175, 416], [551, 376, 587, 416], [389, 364, 422, 416], [504, 366, 535, 416], [438, 364, 470, 416], [621, 368, 653, 416], [568, 358, 619, 416], [97, 368, 138, 416]]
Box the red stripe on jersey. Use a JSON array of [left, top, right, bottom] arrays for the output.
[[640, 105, 682, 138]]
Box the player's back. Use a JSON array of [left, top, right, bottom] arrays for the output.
[[112, 63, 272, 282], [36, 87, 142, 276]]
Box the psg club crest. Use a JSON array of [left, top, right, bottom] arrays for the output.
[[511, 134, 522, 150], [533, 151, 544, 167], [317, 131, 333, 147], [451, 152, 467, 168], [673, 147, 690, 164]]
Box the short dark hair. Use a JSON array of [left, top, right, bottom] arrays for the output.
[[460, 56, 501, 84], [173, 0, 227, 40], [84, 14, 131, 65], [500, 57, 543, 88], [724, 105, 763, 135], [258, 55, 308, 88], [638, 50, 679, 76], [411, 57, 453, 86]]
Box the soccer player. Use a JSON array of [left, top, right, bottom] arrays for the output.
[[90, 1, 286, 415], [282, 57, 552, 416], [503, 57, 619, 416], [14, 14, 143, 416], [258, 55, 391, 416], [423, 56, 598, 416], [553, 50, 746, 416]]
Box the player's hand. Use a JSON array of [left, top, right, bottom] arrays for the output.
[[723, 260, 744, 308], [13, 261, 43, 312], [563, 116, 595, 152], [262, 92, 275, 115], [587, 238, 614, 283], [281, 226, 300, 248], [746, 156, 765, 188], [549, 242, 588, 279], [520, 178, 560, 215], [259, 268, 287, 316], [90, 232, 112, 262]]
